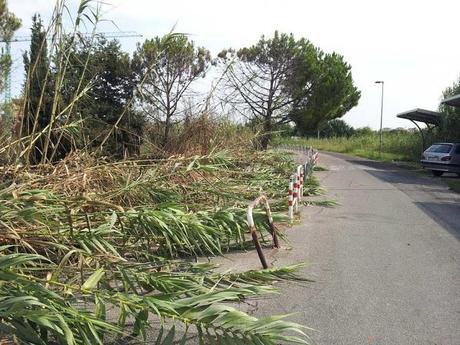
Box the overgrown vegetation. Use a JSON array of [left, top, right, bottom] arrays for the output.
[[1, 5, 360, 164], [447, 180, 460, 193], [276, 129, 425, 162], [439, 75, 460, 142], [217, 32, 360, 149], [275, 74, 460, 165], [0, 143, 320, 344]]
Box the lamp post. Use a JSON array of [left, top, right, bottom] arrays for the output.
[[375, 80, 384, 156]]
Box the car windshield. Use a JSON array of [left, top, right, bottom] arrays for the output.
[[426, 144, 453, 153]]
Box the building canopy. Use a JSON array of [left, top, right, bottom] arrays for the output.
[[441, 94, 460, 108], [396, 108, 442, 126], [396, 94, 460, 151]]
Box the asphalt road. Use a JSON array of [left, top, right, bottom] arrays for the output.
[[256, 151, 460, 345]]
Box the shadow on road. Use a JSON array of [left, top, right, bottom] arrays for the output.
[[323, 152, 460, 240], [363, 169, 453, 195], [413, 201, 460, 241]]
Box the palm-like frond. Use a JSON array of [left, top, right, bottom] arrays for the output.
[[1, 119, 315, 344]]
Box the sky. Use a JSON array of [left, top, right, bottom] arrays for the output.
[[7, 0, 460, 129]]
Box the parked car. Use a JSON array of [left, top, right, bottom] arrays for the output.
[[421, 143, 460, 176]]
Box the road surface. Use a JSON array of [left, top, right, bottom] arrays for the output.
[[257, 151, 460, 345]]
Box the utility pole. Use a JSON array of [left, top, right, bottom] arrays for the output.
[[375, 80, 384, 156]]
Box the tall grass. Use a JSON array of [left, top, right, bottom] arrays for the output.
[[276, 131, 427, 162]]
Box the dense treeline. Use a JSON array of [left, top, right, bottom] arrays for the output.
[[439, 76, 460, 142], [283, 71, 460, 143], [1, 5, 361, 164]]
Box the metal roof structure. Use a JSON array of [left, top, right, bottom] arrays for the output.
[[396, 94, 460, 152], [441, 94, 460, 107], [396, 108, 442, 126]]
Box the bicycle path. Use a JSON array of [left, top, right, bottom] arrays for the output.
[[256, 151, 460, 345]]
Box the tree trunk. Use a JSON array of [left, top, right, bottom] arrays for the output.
[[163, 112, 171, 148], [163, 92, 171, 148], [260, 117, 272, 150]]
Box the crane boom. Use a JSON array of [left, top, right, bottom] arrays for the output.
[[0, 31, 143, 43]]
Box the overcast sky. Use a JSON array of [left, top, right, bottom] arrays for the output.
[[8, 0, 460, 129]]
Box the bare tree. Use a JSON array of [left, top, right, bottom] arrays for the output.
[[133, 34, 211, 147], [218, 31, 318, 149]]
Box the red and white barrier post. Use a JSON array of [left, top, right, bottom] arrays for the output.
[[297, 165, 304, 200], [288, 176, 294, 220], [293, 172, 299, 214], [287, 148, 320, 221], [247, 195, 280, 269]]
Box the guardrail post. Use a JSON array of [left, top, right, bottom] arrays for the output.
[[293, 172, 299, 213], [265, 198, 280, 249], [247, 203, 268, 269], [247, 195, 280, 269], [251, 227, 268, 269], [288, 176, 294, 220], [299, 165, 304, 198], [284, 146, 320, 221]]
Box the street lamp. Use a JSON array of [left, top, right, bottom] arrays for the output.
[[375, 80, 384, 156]]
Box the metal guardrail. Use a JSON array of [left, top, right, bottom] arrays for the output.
[[288, 165, 303, 219], [287, 146, 319, 221], [247, 146, 319, 268]]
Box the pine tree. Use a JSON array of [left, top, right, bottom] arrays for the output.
[[65, 37, 144, 157]]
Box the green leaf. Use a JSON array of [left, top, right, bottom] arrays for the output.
[[82, 268, 105, 290]]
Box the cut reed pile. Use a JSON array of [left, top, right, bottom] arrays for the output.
[[0, 148, 316, 344]]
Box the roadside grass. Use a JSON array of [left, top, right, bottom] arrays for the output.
[[303, 175, 323, 196], [314, 165, 328, 171], [447, 179, 460, 193], [276, 132, 424, 163]]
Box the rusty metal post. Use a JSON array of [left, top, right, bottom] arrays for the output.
[[264, 197, 280, 249], [247, 195, 280, 269], [250, 226, 268, 269]]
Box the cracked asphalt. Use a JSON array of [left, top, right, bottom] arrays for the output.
[[255, 151, 460, 345]]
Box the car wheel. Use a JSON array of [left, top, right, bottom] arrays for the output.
[[432, 170, 444, 177]]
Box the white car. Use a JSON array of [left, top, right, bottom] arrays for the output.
[[421, 143, 460, 176]]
